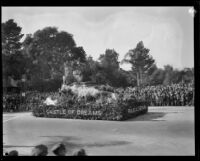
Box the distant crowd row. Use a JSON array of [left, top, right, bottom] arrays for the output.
[[117, 83, 194, 106]]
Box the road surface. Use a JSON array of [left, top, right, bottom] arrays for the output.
[[3, 106, 195, 156]]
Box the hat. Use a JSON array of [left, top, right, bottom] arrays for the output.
[[51, 143, 66, 156], [31, 144, 48, 156]]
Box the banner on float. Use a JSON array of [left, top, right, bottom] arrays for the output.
[[127, 106, 147, 114], [45, 105, 147, 117], [46, 109, 102, 116]]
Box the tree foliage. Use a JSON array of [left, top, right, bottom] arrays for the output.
[[22, 27, 86, 80], [122, 41, 155, 86], [2, 19, 24, 55], [99, 49, 119, 72], [2, 19, 27, 81], [98, 49, 121, 86]]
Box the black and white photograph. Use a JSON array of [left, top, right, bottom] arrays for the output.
[[2, 6, 196, 156]]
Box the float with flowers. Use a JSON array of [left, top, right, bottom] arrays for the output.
[[32, 83, 148, 121]]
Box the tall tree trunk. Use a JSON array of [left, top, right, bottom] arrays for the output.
[[137, 72, 140, 86], [138, 67, 142, 87], [140, 72, 142, 86]]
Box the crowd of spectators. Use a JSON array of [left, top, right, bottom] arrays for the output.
[[3, 94, 21, 112], [124, 83, 194, 106], [4, 143, 87, 156], [3, 91, 60, 112]]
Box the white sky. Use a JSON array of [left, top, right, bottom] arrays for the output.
[[2, 7, 194, 70]]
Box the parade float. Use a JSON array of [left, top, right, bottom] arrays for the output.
[[32, 61, 148, 121]]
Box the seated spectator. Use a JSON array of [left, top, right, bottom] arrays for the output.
[[31, 144, 48, 156]]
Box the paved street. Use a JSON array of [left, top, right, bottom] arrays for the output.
[[3, 106, 195, 156]]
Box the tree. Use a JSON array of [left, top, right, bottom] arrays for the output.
[[163, 65, 174, 85], [116, 69, 134, 87], [99, 49, 119, 71], [22, 27, 86, 80], [170, 69, 181, 84], [123, 70, 137, 87], [81, 56, 110, 85], [2, 19, 24, 55], [122, 41, 155, 86], [149, 68, 165, 85], [70, 46, 86, 63], [178, 68, 194, 84], [183, 68, 194, 83], [2, 19, 26, 82], [142, 64, 158, 86], [98, 49, 120, 86], [81, 56, 99, 82]]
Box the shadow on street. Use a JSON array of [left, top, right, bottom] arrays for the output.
[[126, 112, 166, 121]]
